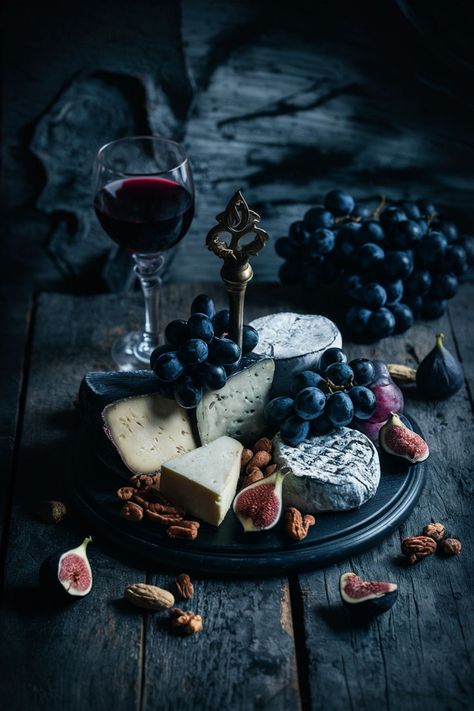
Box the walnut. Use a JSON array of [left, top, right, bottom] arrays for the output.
[[170, 607, 203, 635], [438, 538, 462, 557], [401, 535, 437, 564], [36, 500, 68, 524], [285, 507, 316, 541], [422, 522, 445, 542], [176, 573, 194, 600]]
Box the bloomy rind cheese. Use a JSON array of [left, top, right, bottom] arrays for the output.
[[249, 312, 342, 395], [274, 427, 381, 512]]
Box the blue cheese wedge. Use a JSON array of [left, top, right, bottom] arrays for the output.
[[249, 312, 342, 395], [102, 393, 197, 475], [160, 436, 243, 526], [274, 428, 381, 512], [196, 355, 275, 447]]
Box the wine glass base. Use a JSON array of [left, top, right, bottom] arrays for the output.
[[111, 332, 156, 371]]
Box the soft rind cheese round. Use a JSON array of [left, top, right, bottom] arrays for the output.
[[249, 312, 342, 395], [274, 428, 381, 512]]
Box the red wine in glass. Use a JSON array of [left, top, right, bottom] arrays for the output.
[[94, 176, 194, 254]]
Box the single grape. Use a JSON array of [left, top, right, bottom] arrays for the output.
[[325, 392, 354, 427], [404, 270, 432, 295], [294, 387, 327, 420], [153, 351, 185, 382], [390, 220, 423, 249], [357, 243, 385, 271], [319, 347, 348, 373], [369, 362, 404, 422], [213, 309, 230, 336], [179, 338, 209, 365], [383, 250, 413, 279], [405, 293, 423, 317], [279, 261, 300, 285], [191, 294, 215, 320], [356, 282, 387, 309], [444, 245, 467, 276], [292, 370, 327, 395], [417, 218, 429, 236], [187, 313, 214, 343], [349, 358, 375, 386], [150, 343, 175, 370], [207, 337, 241, 365], [310, 413, 334, 435], [430, 273, 458, 299], [344, 273, 364, 298], [289, 220, 310, 245], [165, 319, 188, 347], [325, 362, 354, 387], [242, 325, 259, 354], [324, 189, 355, 216], [415, 231, 447, 265], [359, 220, 385, 244], [280, 417, 310, 446], [431, 220, 458, 243], [308, 228, 336, 255], [417, 198, 436, 217], [352, 204, 372, 220], [369, 308, 396, 338], [303, 205, 335, 230], [400, 201, 421, 220], [318, 255, 340, 284], [345, 305, 372, 335], [174, 376, 203, 409], [457, 235, 474, 262], [422, 297, 447, 319], [349, 386, 377, 420], [196, 361, 227, 390], [384, 279, 404, 305], [380, 206, 407, 230], [275, 237, 300, 260], [264, 396, 295, 424], [389, 303, 414, 334]]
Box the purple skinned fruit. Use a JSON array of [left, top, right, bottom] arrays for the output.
[[352, 361, 404, 443]]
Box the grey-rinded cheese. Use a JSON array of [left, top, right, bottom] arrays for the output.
[[274, 427, 381, 512], [249, 312, 342, 395], [196, 356, 275, 447]]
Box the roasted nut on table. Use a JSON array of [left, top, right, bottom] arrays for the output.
[[124, 583, 175, 611], [422, 522, 446, 542], [170, 607, 203, 635], [175, 573, 194, 600], [401, 535, 437, 564], [438, 538, 462, 557]]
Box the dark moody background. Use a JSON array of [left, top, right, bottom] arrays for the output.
[[2, 0, 474, 294]]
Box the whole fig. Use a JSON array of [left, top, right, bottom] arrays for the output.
[[416, 333, 463, 400]]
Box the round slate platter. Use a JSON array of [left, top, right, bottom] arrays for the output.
[[69, 417, 426, 576]]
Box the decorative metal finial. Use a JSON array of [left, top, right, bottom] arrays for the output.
[[206, 191, 269, 348]]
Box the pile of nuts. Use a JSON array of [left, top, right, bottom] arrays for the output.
[[117, 474, 200, 541], [124, 572, 202, 635], [239, 438, 316, 541], [401, 521, 462, 565]]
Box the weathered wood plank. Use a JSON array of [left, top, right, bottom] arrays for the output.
[[447, 281, 474, 406], [297, 303, 474, 710]]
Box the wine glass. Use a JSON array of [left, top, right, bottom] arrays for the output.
[[93, 136, 194, 371]]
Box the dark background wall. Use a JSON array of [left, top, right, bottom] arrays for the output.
[[2, 0, 474, 291]]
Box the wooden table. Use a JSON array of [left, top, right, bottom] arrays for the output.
[[1, 282, 473, 711]]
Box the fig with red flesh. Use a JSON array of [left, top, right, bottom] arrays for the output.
[[339, 572, 398, 616], [379, 413, 429, 463], [40, 536, 93, 601], [233, 467, 290, 533]]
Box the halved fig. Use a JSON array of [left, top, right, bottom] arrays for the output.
[[339, 571, 398, 616], [233, 467, 290, 533], [40, 536, 93, 601], [379, 412, 429, 463]]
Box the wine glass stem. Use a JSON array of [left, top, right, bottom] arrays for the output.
[[133, 253, 165, 358]]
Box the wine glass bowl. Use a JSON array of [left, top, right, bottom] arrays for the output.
[[93, 136, 194, 371]]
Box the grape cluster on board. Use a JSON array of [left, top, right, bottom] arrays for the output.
[[150, 294, 259, 408], [276, 190, 473, 340], [265, 347, 397, 447]]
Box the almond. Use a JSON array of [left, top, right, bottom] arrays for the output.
[[246, 450, 271, 471]]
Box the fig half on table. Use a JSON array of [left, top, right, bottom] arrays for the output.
[[40, 536, 93, 601], [339, 571, 398, 617]]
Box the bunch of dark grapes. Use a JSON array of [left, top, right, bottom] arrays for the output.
[[264, 347, 378, 446], [150, 294, 259, 408], [276, 190, 473, 340]]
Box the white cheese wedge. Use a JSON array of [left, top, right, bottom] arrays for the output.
[[160, 436, 243, 526], [102, 393, 197, 475], [249, 312, 342, 395], [196, 356, 275, 447]]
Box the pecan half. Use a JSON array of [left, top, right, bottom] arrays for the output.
[[117, 487, 135, 501], [166, 521, 200, 540], [150, 502, 187, 517], [129, 474, 158, 489], [285, 507, 316, 541], [145, 509, 184, 525], [176, 573, 194, 600], [132, 494, 150, 509], [120, 501, 144, 521], [170, 607, 203, 634], [401, 535, 437, 564]]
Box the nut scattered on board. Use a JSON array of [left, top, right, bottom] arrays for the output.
[[166, 521, 200, 540], [241, 448, 254, 469], [124, 583, 175, 611], [246, 450, 272, 472], [130, 474, 159, 489], [120, 501, 144, 521], [285, 507, 316, 541], [243, 467, 264, 487], [438, 538, 462, 557], [117, 487, 135, 501], [36, 500, 67, 524], [387, 363, 417, 385], [176, 573, 194, 600], [422, 522, 446, 542], [401, 535, 437, 564], [146, 509, 184, 525], [170, 607, 203, 635], [253, 437, 273, 454]]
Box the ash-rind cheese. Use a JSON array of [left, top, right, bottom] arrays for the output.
[[249, 312, 342, 395], [196, 356, 275, 447], [274, 428, 381, 512]]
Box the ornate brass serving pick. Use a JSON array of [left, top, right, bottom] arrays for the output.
[[206, 191, 269, 348]]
